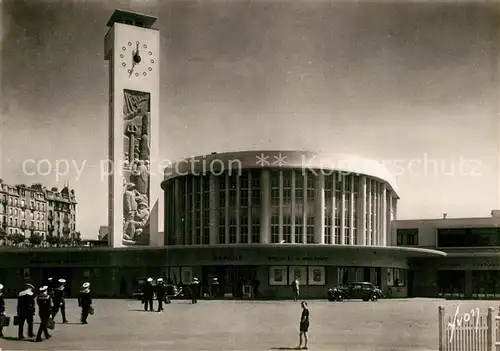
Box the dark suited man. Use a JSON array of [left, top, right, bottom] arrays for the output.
[[211, 278, 219, 298], [17, 283, 36, 339], [143, 278, 154, 311], [47, 277, 55, 297], [78, 282, 92, 324], [52, 278, 68, 323], [155, 278, 166, 312], [35, 286, 52, 342], [191, 278, 200, 304]]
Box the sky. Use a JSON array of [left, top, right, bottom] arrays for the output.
[[1, 0, 499, 239]]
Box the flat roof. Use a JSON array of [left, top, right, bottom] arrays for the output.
[[106, 9, 157, 28]]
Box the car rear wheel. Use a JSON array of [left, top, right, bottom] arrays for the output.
[[335, 295, 343, 301], [370, 293, 378, 301]]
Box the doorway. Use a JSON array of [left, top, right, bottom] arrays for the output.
[[407, 270, 414, 297], [202, 266, 256, 298], [438, 270, 465, 299]]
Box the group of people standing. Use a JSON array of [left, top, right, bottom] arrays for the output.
[[141, 276, 201, 311], [141, 277, 169, 312], [0, 278, 93, 342]]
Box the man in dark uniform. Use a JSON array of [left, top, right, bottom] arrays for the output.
[[155, 278, 166, 312], [47, 277, 54, 297], [297, 301, 310, 350], [211, 277, 219, 298], [17, 283, 35, 339], [52, 278, 68, 323], [0, 284, 5, 338], [143, 278, 154, 311], [78, 282, 92, 324], [191, 277, 199, 304], [35, 286, 52, 342]]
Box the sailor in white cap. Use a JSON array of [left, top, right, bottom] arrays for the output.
[[0, 283, 5, 337], [143, 278, 155, 312], [78, 282, 92, 324], [35, 286, 52, 342], [17, 283, 35, 339], [155, 278, 166, 312], [191, 278, 200, 304], [52, 278, 68, 323]]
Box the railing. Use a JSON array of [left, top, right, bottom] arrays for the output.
[[438, 305, 495, 351]]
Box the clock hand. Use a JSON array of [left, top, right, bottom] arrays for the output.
[[133, 42, 142, 64], [129, 61, 136, 76]]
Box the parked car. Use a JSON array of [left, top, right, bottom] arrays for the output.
[[326, 287, 345, 301], [327, 282, 382, 302]]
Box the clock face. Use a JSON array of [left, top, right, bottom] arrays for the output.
[[119, 40, 156, 78]]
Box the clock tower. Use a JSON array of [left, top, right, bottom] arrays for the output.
[[104, 9, 161, 248]]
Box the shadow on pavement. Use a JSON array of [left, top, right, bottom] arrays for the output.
[[2, 336, 39, 342]]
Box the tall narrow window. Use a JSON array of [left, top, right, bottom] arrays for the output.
[[294, 170, 304, 244], [240, 171, 250, 244], [282, 171, 292, 243], [334, 174, 341, 244], [324, 175, 333, 244], [270, 170, 280, 243], [202, 175, 210, 244], [218, 174, 227, 244], [250, 170, 261, 244]]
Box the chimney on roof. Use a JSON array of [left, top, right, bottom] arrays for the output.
[[442, 213, 447, 219], [491, 210, 500, 218]]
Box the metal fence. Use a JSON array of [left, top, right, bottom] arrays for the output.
[[438, 305, 494, 351]]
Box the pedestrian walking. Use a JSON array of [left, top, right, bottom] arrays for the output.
[[297, 301, 309, 350], [78, 282, 92, 324], [191, 278, 199, 304], [35, 286, 52, 342], [52, 278, 68, 323], [17, 283, 35, 339]]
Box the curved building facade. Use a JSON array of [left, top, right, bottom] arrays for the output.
[[0, 151, 446, 300], [161, 151, 399, 247], [153, 151, 445, 299]]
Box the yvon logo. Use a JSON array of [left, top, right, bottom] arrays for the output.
[[448, 305, 480, 343]]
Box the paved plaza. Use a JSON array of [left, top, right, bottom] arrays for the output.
[[1, 298, 495, 350]]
